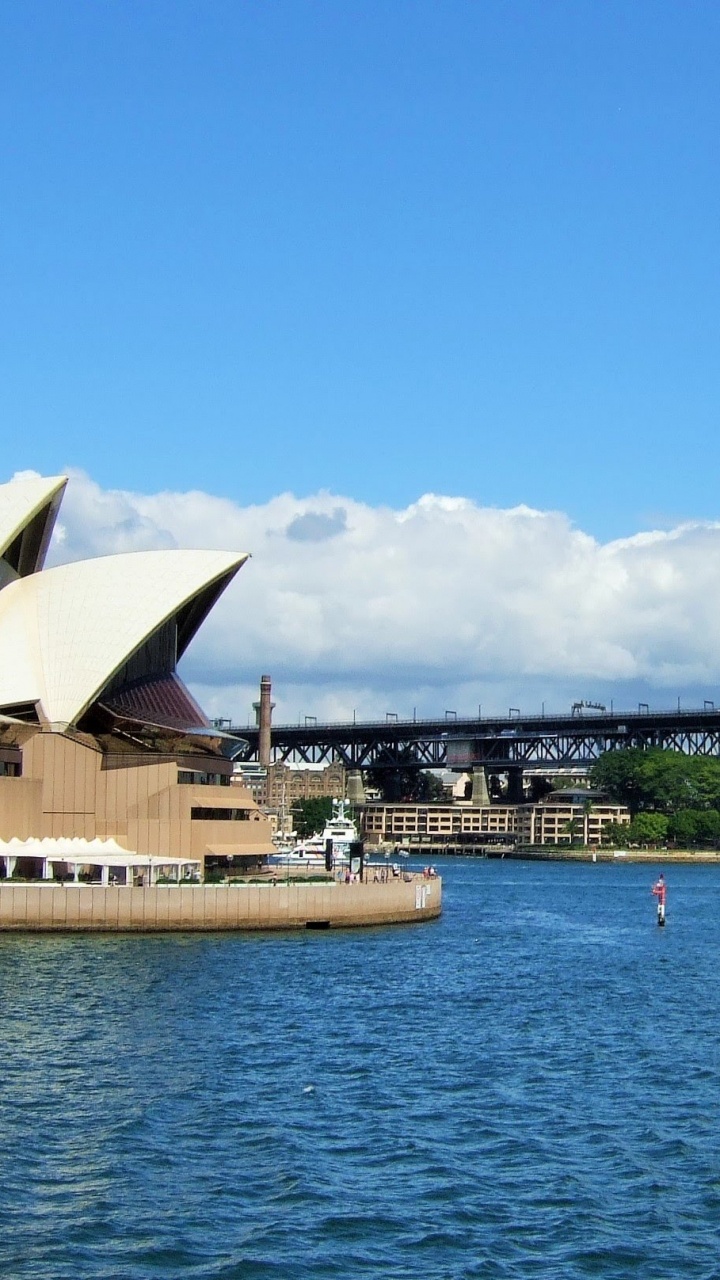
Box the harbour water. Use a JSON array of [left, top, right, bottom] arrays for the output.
[[2, 858, 720, 1279]]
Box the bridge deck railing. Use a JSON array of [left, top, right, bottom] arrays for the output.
[[226, 705, 720, 736]]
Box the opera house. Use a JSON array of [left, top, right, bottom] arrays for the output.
[[0, 473, 273, 881]]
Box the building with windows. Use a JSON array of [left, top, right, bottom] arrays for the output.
[[235, 761, 345, 806], [514, 789, 630, 846], [0, 474, 273, 875], [361, 789, 629, 851], [362, 801, 517, 851]]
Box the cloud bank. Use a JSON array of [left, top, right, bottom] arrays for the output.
[[43, 469, 720, 724]]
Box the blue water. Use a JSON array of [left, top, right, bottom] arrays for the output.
[[1, 859, 720, 1279]]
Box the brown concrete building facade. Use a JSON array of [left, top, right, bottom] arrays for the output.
[[0, 731, 272, 867]]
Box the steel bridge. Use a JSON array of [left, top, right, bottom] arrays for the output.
[[226, 706, 720, 773]]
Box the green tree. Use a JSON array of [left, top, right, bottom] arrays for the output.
[[627, 812, 668, 847], [528, 776, 554, 803], [668, 808, 720, 847], [602, 820, 630, 846], [488, 773, 504, 801], [291, 796, 334, 838], [695, 809, 720, 844], [591, 748, 720, 815], [667, 808, 700, 846], [639, 752, 719, 812], [590, 749, 655, 815], [366, 765, 445, 803]]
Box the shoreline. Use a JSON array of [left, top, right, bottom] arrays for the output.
[[506, 848, 720, 864]]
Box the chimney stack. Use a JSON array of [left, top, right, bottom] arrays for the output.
[[253, 674, 274, 766]]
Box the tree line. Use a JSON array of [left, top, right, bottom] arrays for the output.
[[591, 748, 720, 847]]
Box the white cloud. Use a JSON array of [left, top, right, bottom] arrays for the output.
[[43, 469, 720, 722]]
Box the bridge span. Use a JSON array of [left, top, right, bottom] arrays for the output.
[[226, 706, 720, 773]]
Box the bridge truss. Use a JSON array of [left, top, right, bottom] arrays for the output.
[[228, 708, 720, 773]]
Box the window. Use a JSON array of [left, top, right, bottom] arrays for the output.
[[190, 807, 252, 821], [178, 770, 230, 787]]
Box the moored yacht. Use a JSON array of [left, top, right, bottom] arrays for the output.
[[270, 799, 360, 868]]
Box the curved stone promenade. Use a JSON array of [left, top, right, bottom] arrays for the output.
[[0, 874, 442, 931]]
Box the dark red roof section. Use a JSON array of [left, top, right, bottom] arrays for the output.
[[103, 673, 210, 731]]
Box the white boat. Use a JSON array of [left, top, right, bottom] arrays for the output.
[[270, 800, 360, 869]]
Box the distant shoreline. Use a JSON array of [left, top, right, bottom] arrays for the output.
[[509, 848, 720, 864]]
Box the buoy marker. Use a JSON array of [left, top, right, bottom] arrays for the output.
[[651, 873, 667, 927]]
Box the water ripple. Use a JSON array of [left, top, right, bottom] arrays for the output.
[[2, 860, 720, 1277]]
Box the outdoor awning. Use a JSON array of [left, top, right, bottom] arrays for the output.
[[46, 854, 201, 870], [0, 836, 200, 871], [0, 836, 135, 857]]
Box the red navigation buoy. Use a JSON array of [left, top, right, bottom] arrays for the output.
[[651, 873, 667, 926]]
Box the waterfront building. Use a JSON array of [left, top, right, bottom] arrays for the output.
[[362, 801, 518, 850], [515, 788, 630, 846], [361, 789, 630, 851], [0, 474, 274, 875]]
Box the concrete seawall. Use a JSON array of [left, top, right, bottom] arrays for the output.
[[0, 876, 442, 931], [510, 847, 720, 863]]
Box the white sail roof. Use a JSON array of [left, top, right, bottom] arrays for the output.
[[0, 473, 67, 584], [0, 548, 248, 728]]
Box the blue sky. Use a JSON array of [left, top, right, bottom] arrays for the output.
[[2, 1, 720, 541]]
